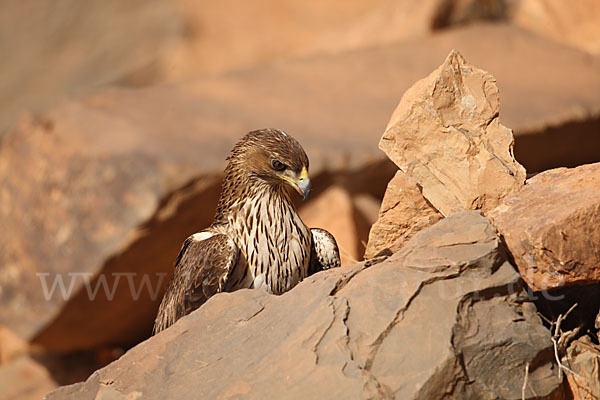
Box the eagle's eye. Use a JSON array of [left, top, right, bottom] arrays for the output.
[[271, 159, 286, 171]]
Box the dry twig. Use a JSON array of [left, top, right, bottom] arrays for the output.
[[547, 303, 584, 381], [521, 362, 529, 400]]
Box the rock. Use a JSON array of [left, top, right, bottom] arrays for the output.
[[431, 0, 509, 28], [351, 194, 381, 234], [44, 211, 564, 400], [364, 170, 442, 259], [167, 0, 443, 78], [511, 0, 600, 55], [432, 0, 600, 56], [0, 112, 222, 343], [0, 326, 28, 365], [564, 336, 600, 399], [0, 355, 57, 400], [0, 0, 537, 138], [360, 212, 562, 399], [299, 185, 362, 266], [380, 50, 526, 216], [489, 162, 600, 291], [0, 0, 181, 135], [3, 22, 600, 353]]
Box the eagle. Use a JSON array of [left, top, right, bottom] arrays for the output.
[[153, 128, 340, 333]]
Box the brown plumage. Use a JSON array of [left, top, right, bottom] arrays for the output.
[[153, 129, 340, 334]]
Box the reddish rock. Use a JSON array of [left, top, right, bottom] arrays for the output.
[[364, 170, 442, 258], [167, 0, 444, 78], [299, 185, 362, 266], [512, 0, 600, 55], [489, 163, 600, 291], [44, 212, 564, 400], [0, 0, 180, 134], [564, 336, 600, 399], [351, 193, 382, 258], [0, 326, 27, 365], [0, 0, 528, 136], [380, 50, 526, 216], [0, 356, 57, 400]]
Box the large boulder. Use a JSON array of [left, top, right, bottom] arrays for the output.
[[0, 0, 535, 137], [489, 162, 600, 291], [44, 212, 564, 399], [380, 50, 526, 216]]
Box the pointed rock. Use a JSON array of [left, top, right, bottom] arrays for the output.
[[380, 50, 526, 216]]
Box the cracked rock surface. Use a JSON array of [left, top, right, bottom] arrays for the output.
[[489, 162, 600, 291], [364, 170, 442, 259], [45, 211, 564, 400]]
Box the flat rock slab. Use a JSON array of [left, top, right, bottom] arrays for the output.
[[489, 162, 600, 291], [45, 212, 563, 400]]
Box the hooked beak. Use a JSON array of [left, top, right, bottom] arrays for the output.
[[296, 177, 311, 201], [278, 166, 311, 201]]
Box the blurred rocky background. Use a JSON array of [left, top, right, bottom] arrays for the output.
[[0, 0, 599, 399]]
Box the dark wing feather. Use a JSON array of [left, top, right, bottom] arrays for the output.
[[308, 228, 341, 275], [153, 232, 239, 334]]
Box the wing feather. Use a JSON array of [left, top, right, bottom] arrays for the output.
[[153, 232, 239, 334], [308, 228, 341, 275]]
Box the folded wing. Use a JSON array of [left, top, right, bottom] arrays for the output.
[[153, 232, 239, 334], [308, 228, 341, 275]]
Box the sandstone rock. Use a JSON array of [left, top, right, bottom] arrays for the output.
[[564, 336, 600, 399], [361, 212, 562, 399], [432, 0, 509, 28], [0, 113, 222, 343], [168, 0, 441, 79], [0, 326, 28, 365], [44, 211, 564, 400], [4, 23, 600, 353], [351, 194, 381, 234], [0, 0, 180, 135], [380, 50, 526, 216], [299, 185, 362, 266], [489, 162, 600, 291], [1, 1, 600, 159], [511, 0, 600, 55], [0, 0, 532, 137], [0, 355, 57, 400], [364, 170, 442, 259]]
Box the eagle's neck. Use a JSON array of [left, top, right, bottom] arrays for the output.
[[222, 176, 311, 295]]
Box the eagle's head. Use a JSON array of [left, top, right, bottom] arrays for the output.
[[227, 128, 311, 200]]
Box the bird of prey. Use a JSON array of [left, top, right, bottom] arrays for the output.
[[153, 128, 340, 333]]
